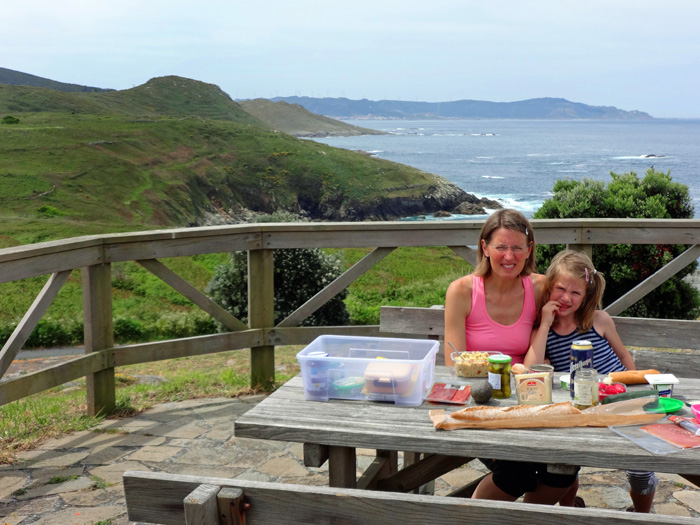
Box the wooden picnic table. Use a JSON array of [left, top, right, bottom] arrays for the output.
[[234, 367, 700, 492]]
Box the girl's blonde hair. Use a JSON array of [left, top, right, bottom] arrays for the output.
[[545, 250, 605, 332], [475, 209, 536, 278]]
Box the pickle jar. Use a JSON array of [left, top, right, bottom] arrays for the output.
[[573, 368, 599, 410], [488, 354, 512, 399]]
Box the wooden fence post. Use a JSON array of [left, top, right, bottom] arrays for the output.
[[82, 263, 115, 416], [248, 248, 275, 390]]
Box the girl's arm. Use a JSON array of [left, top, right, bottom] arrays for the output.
[[443, 275, 473, 366], [523, 300, 559, 367], [594, 310, 637, 371]]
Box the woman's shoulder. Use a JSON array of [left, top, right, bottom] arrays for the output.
[[447, 274, 476, 298], [528, 272, 547, 295]]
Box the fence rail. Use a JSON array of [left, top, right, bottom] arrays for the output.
[[1, 218, 700, 414]]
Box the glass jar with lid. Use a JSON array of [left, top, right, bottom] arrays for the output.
[[488, 354, 512, 398], [573, 368, 598, 409]]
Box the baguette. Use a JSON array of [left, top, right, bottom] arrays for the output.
[[608, 369, 660, 385], [451, 401, 580, 421]]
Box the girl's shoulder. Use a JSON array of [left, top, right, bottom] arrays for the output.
[[592, 310, 615, 333]]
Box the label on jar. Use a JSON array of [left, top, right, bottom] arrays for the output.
[[488, 371, 502, 390], [573, 381, 595, 407]]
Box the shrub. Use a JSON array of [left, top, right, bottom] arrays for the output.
[[1, 115, 20, 125], [534, 168, 700, 319], [206, 213, 350, 327]]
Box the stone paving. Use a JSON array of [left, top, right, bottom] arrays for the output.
[[1, 396, 700, 524]]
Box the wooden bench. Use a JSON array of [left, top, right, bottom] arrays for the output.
[[379, 305, 700, 377], [122, 470, 693, 525]]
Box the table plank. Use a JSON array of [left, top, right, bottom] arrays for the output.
[[235, 368, 700, 477]]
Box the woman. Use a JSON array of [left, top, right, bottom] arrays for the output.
[[444, 209, 575, 504], [445, 208, 543, 367]]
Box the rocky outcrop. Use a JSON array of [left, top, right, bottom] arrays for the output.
[[206, 175, 502, 223]]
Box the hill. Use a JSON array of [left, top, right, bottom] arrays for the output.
[[0, 76, 484, 245], [0, 67, 113, 93], [238, 98, 383, 137], [269, 96, 654, 120]]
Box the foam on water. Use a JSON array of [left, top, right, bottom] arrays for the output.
[[314, 119, 700, 219]]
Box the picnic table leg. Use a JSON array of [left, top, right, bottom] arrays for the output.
[[357, 450, 398, 490], [404, 452, 435, 494], [329, 445, 357, 488]]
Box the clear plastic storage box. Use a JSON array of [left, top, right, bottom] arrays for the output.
[[296, 335, 439, 405]]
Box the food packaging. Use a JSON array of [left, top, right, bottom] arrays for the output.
[[451, 351, 491, 378], [364, 361, 417, 396], [644, 373, 679, 397], [514, 372, 552, 405]]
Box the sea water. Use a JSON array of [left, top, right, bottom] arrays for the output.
[[312, 119, 700, 219]]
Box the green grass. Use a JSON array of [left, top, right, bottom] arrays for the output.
[[0, 245, 472, 348]]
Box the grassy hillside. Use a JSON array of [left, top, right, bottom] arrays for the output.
[[0, 74, 474, 348], [0, 67, 112, 93], [0, 76, 468, 243], [239, 98, 384, 137]]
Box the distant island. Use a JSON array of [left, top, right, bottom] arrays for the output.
[[268, 96, 653, 120]]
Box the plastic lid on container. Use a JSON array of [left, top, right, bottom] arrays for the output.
[[645, 373, 679, 385], [488, 354, 512, 364]]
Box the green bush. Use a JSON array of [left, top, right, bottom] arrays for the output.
[[113, 317, 144, 343], [207, 248, 350, 327], [1, 115, 20, 125], [206, 212, 350, 327], [534, 168, 700, 319], [25, 318, 83, 348]]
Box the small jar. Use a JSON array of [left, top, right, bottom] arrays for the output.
[[573, 368, 599, 410], [488, 354, 512, 399]]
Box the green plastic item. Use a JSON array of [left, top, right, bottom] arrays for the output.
[[643, 397, 685, 414]]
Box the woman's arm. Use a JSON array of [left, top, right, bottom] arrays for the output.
[[443, 275, 473, 366], [594, 310, 637, 371]]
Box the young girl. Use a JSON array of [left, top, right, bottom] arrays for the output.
[[524, 250, 657, 512]]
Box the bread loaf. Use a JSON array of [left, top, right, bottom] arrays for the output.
[[451, 401, 580, 421], [608, 369, 660, 385]]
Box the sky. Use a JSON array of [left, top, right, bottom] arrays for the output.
[[2, 1, 699, 118]]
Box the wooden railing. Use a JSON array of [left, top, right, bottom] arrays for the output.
[[1, 218, 700, 415]]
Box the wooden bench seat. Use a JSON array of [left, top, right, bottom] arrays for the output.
[[123, 470, 693, 525], [379, 305, 700, 377]]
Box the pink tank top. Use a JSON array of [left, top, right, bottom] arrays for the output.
[[464, 275, 536, 365]]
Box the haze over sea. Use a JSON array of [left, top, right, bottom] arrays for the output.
[[313, 119, 700, 220]]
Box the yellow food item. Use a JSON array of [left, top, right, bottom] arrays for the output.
[[454, 351, 489, 377]]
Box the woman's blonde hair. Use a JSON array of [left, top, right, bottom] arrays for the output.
[[545, 250, 606, 332], [474, 209, 536, 278]]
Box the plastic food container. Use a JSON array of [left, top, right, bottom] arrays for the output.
[[691, 404, 700, 421], [296, 335, 438, 405], [644, 373, 679, 397], [560, 373, 571, 390], [598, 381, 627, 401]]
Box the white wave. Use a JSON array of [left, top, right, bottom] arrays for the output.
[[527, 153, 556, 157], [613, 155, 668, 160], [476, 156, 495, 159], [557, 169, 588, 173], [481, 175, 505, 179]]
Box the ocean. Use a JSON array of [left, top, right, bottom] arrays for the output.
[[312, 119, 700, 219]]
